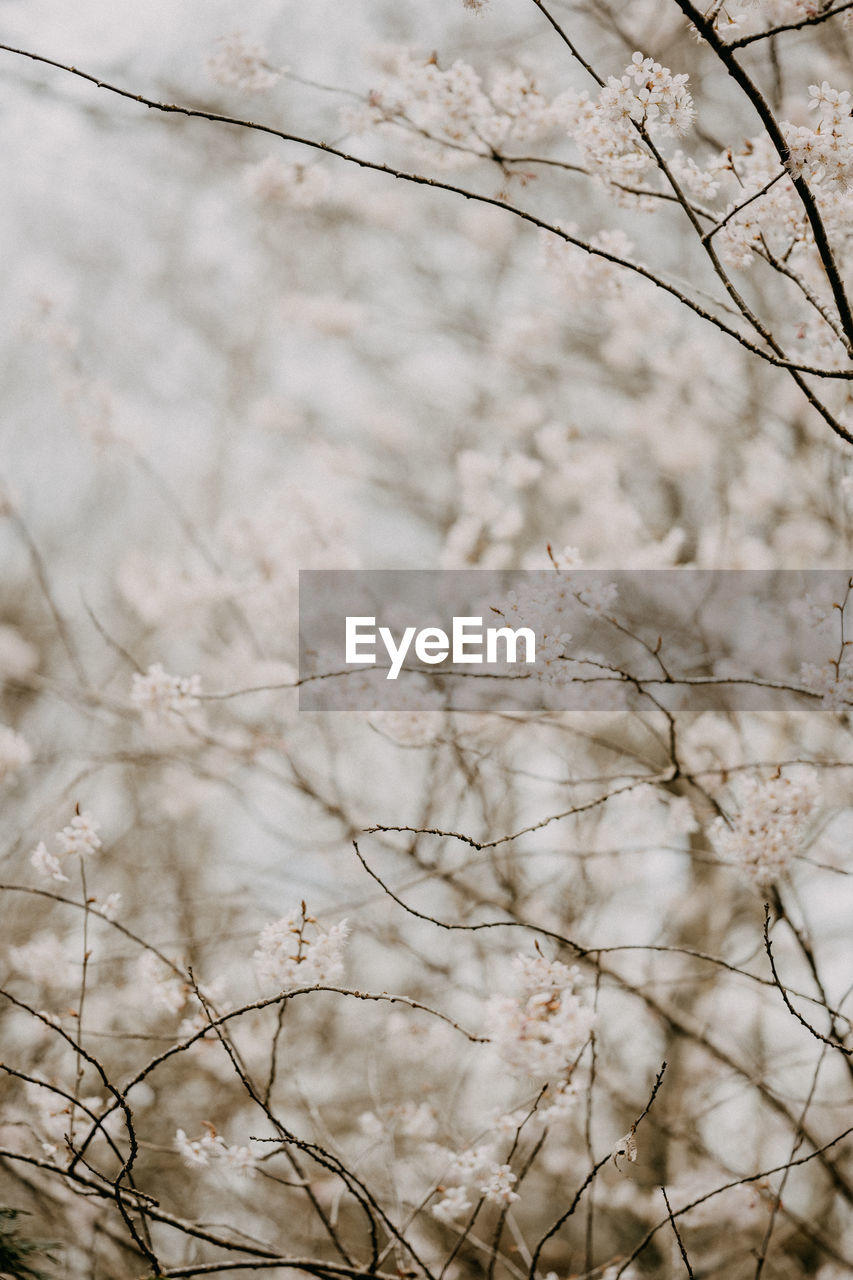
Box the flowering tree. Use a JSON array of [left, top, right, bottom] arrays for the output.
[[2, 2, 853, 1278]]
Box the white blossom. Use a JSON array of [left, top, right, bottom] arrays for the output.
[[219, 1143, 258, 1178], [486, 951, 594, 1079], [30, 841, 69, 883], [347, 48, 579, 163], [358, 1101, 438, 1139], [544, 1079, 583, 1121], [446, 1142, 500, 1181], [254, 907, 349, 989], [479, 1163, 519, 1205], [359, 1110, 384, 1137], [542, 227, 639, 300], [244, 156, 331, 209], [9, 931, 70, 985], [432, 1184, 472, 1222], [783, 88, 853, 190], [56, 811, 101, 858], [97, 892, 122, 921], [398, 1101, 439, 1138], [0, 724, 31, 783], [131, 663, 201, 726], [792, 592, 836, 631], [176, 1127, 258, 1177], [558, 51, 695, 193], [24, 1081, 73, 1142], [709, 770, 819, 885], [137, 952, 188, 1015], [175, 1128, 218, 1168], [550, 546, 583, 570], [432, 1140, 523, 1212], [801, 659, 853, 711], [207, 32, 281, 94], [576, 580, 619, 614]]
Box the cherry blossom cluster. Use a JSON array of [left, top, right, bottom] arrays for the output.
[[441, 447, 543, 568], [344, 48, 578, 164], [489, 578, 573, 683], [253, 903, 349, 989], [30, 810, 102, 883], [600, 52, 695, 138], [207, 32, 281, 94], [356, 1101, 526, 1227], [784, 83, 853, 191], [705, 81, 853, 293], [709, 770, 819, 886], [669, 147, 722, 200], [431, 1141, 520, 1222], [485, 950, 595, 1080], [800, 656, 853, 710], [175, 1125, 257, 1177], [564, 52, 694, 188], [541, 227, 639, 300], [710, 137, 803, 270], [22, 1081, 118, 1161], [489, 568, 618, 689], [130, 662, 202, 727]]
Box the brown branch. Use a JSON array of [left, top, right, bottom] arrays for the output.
[[672, 0, 853, 353], [727, 0, 853, 48], [0, 42, 851, 391], [661, 1185, 694, 1279], [0, 988, 159, 1270], [527, 1062, 667, 1278], [616, 1121, 853, 1275], [762, 903, 852, 1058]]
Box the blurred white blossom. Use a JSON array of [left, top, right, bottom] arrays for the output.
[[137, 952, 188, 1015], [207, 32, 281, 94], [30, 841, 68, 883], [0, 724, 32, 783], [0, 625, 38, 684], [432, 1183, 472, 1222], [176, 1126, 258, 1177], [245, 156, 332, 208], [131, 663, 202, 726], [9, 931, 70, 985]]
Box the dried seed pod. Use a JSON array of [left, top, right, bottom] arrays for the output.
[[613, 1126, 638, 1171]]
